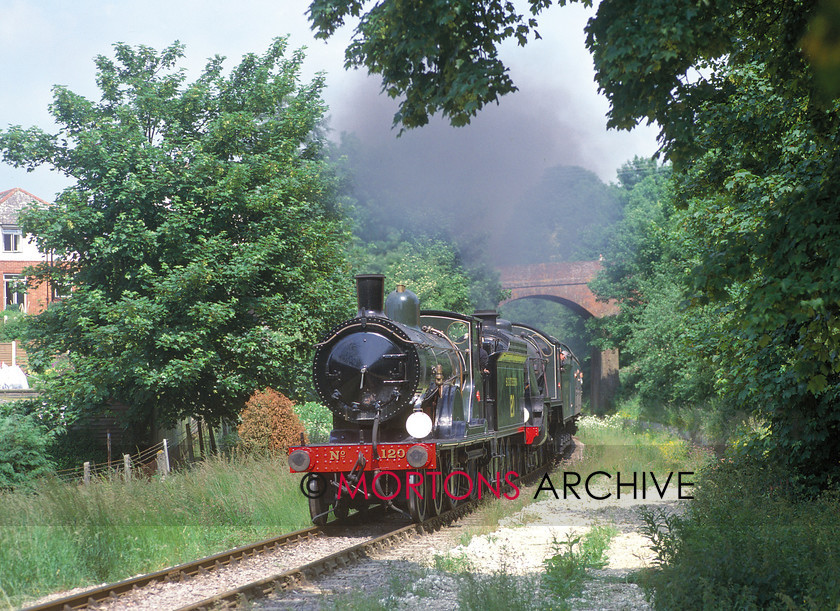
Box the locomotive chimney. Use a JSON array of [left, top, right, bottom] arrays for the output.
[[356, 274, 385, 317]]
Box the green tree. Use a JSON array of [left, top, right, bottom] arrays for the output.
[[589, 158, 675, 352], [353, 236, 475, 311], [673, 60, 840, 487], [585, 2, 840, 484], [308, 0, 554, 129], [588, 160, 720, 417], [0, 39, 352, 438]]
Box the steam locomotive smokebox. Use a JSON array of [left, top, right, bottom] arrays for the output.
[[356, 274, 385, 316], [385, 284, 420, 328]]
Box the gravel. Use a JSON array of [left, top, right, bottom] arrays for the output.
[[259, 443, 688, 610], [29, 439, 689, 610]]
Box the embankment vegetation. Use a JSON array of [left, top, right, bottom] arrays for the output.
[[0, 456, 309, 609], [637, 456, 840, 609], [1, 395, 333, 608], [0, 407, 703, 609]]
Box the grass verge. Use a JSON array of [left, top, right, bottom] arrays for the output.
[[2, 415, 712, 610], [574, 413, 714, 477], [636, 455, 840, 609], [0, 454, 309, 609]]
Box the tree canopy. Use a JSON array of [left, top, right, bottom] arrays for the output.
[[589, 3, 840, 485], [308, 0, 563, 130], [308, 0, 840, 485], [0, 39, 352, 437], [352, 236, 475, 311]]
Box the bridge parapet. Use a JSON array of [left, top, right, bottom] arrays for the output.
[[498, 261, 619, 318], [497, 260, 619, 414]]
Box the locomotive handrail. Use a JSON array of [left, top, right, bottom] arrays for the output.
[[314, 318, 424, 347], [519, 334, 550, 371], [422, 324, 465, 389]]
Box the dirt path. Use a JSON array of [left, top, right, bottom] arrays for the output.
[[271, 454, 688, 609], [450, 488, 683, 609]]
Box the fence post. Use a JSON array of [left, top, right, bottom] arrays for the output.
[[123, 454, 132, 482], [163, 438, 171, 474], [208, 425, 217, 454], [197, 419, 205, 459], [185, 420, 195, 462], [83, 461, 91, 485], [156, 440, 171, 480], [155, 450, 166, 479]]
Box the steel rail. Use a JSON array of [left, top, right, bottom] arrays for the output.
[[22, 441, 574, 611], [173, 458, 560, 611], [174, 499, 478, 611], [19, 525, 324, 611]]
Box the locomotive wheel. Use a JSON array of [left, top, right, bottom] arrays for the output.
[[441, 451, 463, 510], [493, 439, 505, 487], [334, 498, 350, 522], [504, 438, 515, 483], [467, 460, 479, 500], [501, 438, 510, 480], [431, 468, 445, 516], [506, 440, 517, 479], [408, 470, 429, 522], [309, 495, 328, 526]]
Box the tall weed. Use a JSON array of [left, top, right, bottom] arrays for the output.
[[541, 524, 618, 602], [640, 456, 840, 609], [432, 553, 539, 611], [0, 455, 308, 609]]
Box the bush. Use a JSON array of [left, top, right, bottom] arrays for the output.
[[641, 455, 840, 609], [293, 401, 332, 443], [237, 388, 306, 454], [0, 413, 55, 488], [47, 427, 109, 472]]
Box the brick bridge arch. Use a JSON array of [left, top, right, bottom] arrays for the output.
[[497, 262, 619, 413]]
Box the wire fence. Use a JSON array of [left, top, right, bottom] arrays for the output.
[[53, 439, 172, 484], [50, 417, 234, 485]]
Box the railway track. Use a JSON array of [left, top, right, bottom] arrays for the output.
[[21, 501, 476, 611], [177, 500, 478, 611], [20, 525, 326, 611], [185, 450, 567, 610], [23, 448, 567, 611]]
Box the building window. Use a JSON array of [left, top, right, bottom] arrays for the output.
[[3, 228, 21, 252], [51, 279, 70, 301], [4, 275, 25, 311]]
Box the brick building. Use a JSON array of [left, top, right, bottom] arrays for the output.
[[0, 188, 52, 315]]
